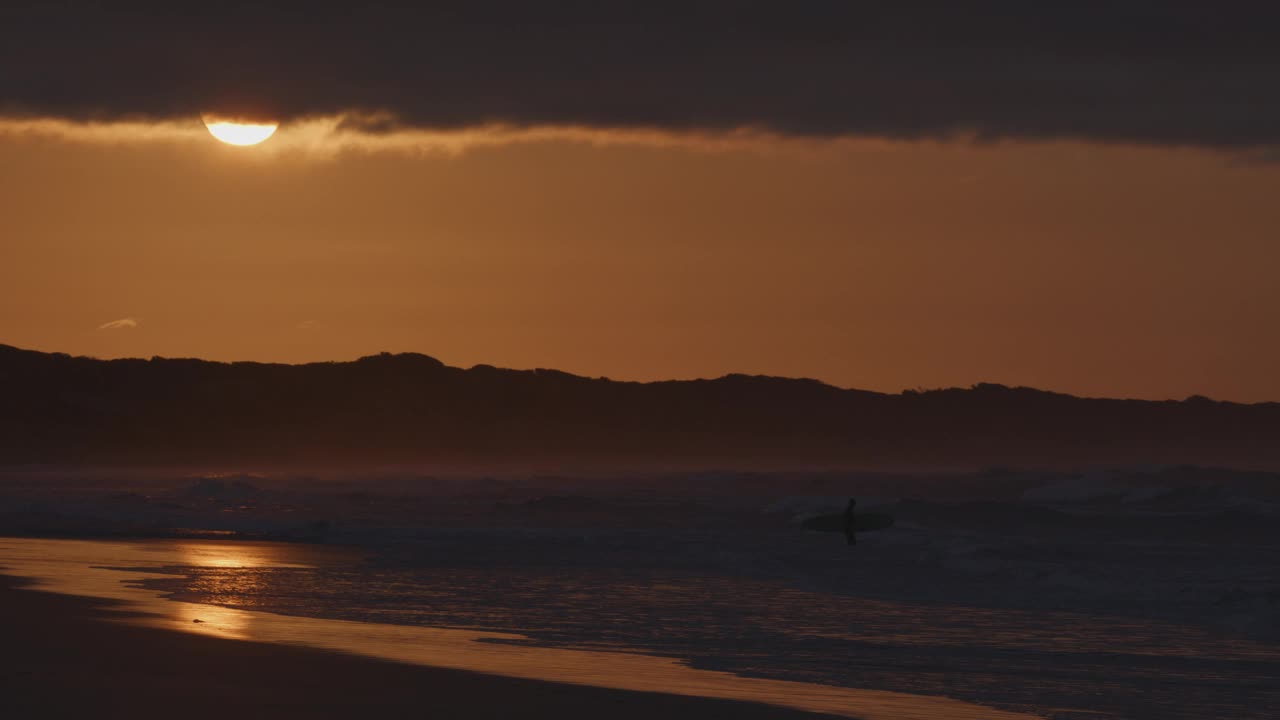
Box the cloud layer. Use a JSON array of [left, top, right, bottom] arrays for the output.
[[3, 2, 1279, 149]]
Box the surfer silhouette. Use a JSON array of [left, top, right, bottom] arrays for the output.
[[799, 496, 891, 542]]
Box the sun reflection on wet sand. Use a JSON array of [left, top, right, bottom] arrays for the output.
[[172, 598, 252, 638], [0, 538, 1036, 720], [174, 541, 313, 569]]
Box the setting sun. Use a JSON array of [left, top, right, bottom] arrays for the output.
[[202, 116, 278, 146]]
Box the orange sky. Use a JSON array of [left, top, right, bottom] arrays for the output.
[[2, 122, 1278, 401]]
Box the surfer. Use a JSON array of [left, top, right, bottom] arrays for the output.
[[800, 497, 890, 542]]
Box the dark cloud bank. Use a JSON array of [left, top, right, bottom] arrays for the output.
[[2, 2, 1279, 148]]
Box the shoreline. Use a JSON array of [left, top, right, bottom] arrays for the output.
[[0, 537, 1047, 720], [0, 575, 843, 720]]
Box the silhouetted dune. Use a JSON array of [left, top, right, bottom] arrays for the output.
[[2, 344, 1279, 467]]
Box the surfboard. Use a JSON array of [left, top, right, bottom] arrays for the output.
[[801, 512, 895, 533]]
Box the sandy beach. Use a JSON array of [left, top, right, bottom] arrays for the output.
[[0, 576, 839, 720]]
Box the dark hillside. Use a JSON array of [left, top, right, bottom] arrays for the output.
[[2, 344, 1278, 467]]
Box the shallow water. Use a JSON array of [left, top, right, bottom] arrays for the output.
[[4, 469, 1278, 718], [0, 537, 1037, 720], [3, 529, 1278, 720]]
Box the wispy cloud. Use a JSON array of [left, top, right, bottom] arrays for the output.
[[97, 317, 139, 330]]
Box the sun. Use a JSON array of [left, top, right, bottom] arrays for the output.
[[202, 115, 279, 146]]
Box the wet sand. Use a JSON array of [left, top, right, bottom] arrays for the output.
[[0, 576, 840, 720]]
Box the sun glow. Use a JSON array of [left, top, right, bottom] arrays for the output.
[[202, 116, 279, 146]]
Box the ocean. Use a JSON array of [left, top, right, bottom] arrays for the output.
[[1, 468, 1277, 719]]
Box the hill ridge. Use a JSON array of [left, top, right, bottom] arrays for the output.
[[2, 343, 1278, 466]]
